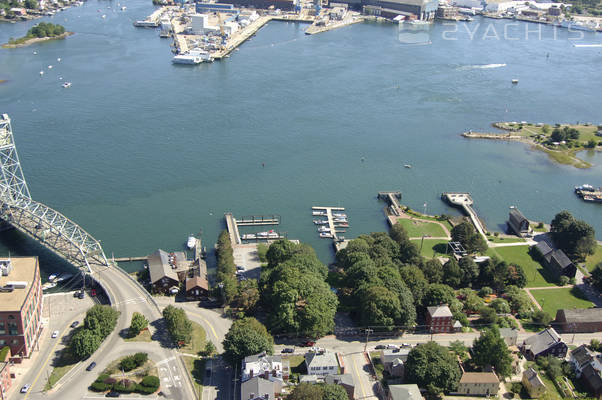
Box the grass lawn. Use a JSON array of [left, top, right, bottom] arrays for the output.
[[396, 218, 447, 238], [183, 356, 205, 396], [488, 246, 557, 288], [370, 353, 384, 380], [486, 236, 526, 244], [411, 239, 448, 258], [45, 349, 78, 390], [530, 287, 593, 316], [180, 322, 206, 355], [586, 245, 602, 272], [124, 329, 152, 342]]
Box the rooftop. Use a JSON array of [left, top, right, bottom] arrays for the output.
[[460, 371, 500, 384], [0, 257, 38, 312], [557, 307, 602, 323], [571, 344, 594, 368], [305, 351, 338, 369], [324, 373, 354, 387], [499, 327, 519, 338], [523, 367, 545, 389], [148, 249, 181, 284], [186, 275, 209, 292], [241, 376, 275, 400], [427, 305, 453, 318], [388, 384, 424, 400], [523, 328, 563, 356]]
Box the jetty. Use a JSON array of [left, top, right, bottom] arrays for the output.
[[441, 192, 487, 238], [461, 131, 523, 140], [112, 256, 147, 262], [377, 191, 402, 216], [225, 212, 284, 244], [312, 206, 349, 248]]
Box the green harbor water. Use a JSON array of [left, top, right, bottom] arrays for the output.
[[1, 2, 601, 277]]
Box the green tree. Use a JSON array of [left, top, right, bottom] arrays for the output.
[[71, 329, 101, 360], [421, 258, 443, 284], [358, 285, 402, 329], [479, 306, 498, 325], [129, 312, 148, 337], [222, 317, 273, 365], [550, 211, 596, 261], [472, 326, 513, 377], [459, 256, 479, 287], [405, 342, 461, 394], [400, 266, 428, 305], [322, 384, 348, 400], [423, 283, 455, 307], [591, 263, 602, 292], [202, 341, 216, 357], [162, 305, 192, 346], [232, 279, 260, 314], [84, 305, 120, 340], [451, 221, 475, 247], [389, 222, 420, 264], [443, 258, 462, 288], [531, 310, 552, 326], [24, 0, 37, 8], [288, 383, 324, 400], [490, 298, 510, 314]]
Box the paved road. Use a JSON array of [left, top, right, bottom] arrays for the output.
[[342, 352, 378, 400], [20, 266, 195, 400]]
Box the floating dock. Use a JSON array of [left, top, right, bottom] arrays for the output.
[[225, 212, 284, 244], [236, 215, 280, 226], [441, 192, 487, 237], [312, 206, 348, 244]]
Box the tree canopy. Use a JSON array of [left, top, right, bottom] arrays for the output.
[[471, 326, 513, 377], [26, 22, 65, 38], [550, 210, 596, 261], [222, 317, 273, 365], [405, 342, 462, 395], [451, 221, 487, 254], [162, 305, 192, 346], [129, 312, 148, 337]]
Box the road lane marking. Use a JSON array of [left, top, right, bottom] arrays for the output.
[[23, 330, 64, 400], [350, 354, 367, 399], [188, 311, 220, 343]]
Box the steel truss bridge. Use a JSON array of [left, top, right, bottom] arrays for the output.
[[0, 114, 109, 272]]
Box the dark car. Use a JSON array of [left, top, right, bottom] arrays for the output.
[[205, 368, 211, 377], [70, 321, 79, 328], [105, 391, 120, 398], [86, 362, 97, 371], [374, 344, 386, 350], [281, 348, 294, 354], [77, 291, 85, 299], [301, 341, 315, 347]]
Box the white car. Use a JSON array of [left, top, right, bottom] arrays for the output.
[[20, 384, 31, 393], [385, 344, 400, 350], [401, 343, 411, 348], [51, 330, 59, 338]]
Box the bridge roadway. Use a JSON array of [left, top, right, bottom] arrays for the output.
[[23, 262, 195, 400]]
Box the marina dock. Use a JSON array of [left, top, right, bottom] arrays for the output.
[[312, 206, 348, 244], [225, 212, 284, 244], [377, 191, 402, 216], [213, 15, 273, 59], [441, 192, 487, 238], [236, 215, 280, 226]]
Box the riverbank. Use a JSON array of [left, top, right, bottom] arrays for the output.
[[2, 31, 73, 49], [462, 122, 602, 169]]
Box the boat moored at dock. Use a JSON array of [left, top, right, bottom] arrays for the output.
[[172, 49, 213, 64]]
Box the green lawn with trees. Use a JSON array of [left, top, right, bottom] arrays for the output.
[[530, 287, 593, 316], [488, 246, 556, 288], [90, 353, 159, 395], [395, 218, 447, 238], [586, 245, 602, 272], [6, 22, 67, 46], [410, 238, 447, 258]]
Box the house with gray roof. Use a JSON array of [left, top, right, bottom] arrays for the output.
[[240, 376, 280, 400], [387, 384, 424, 400], [305, 351, 339, 376], [532, 242, 576, 278], [507, 208, 531, 237], [380, 349, 409, 378], [556, 308, 602, 333], [522, 367, 546, 398], [520, 327, 567, 360], [148, 249, 181, 294], [325, 374, 355, 399], [499, 327, 519, 346]]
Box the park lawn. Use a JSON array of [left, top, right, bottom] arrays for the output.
[[486, 236, 526, 244], [488, 246, 557, 288], [124, 328, 152, 342], [397, 218, 447, 238], [586, 245, 602, 272], [502, 122, 599, 143], [183, 356, 204, 396], [530, 287, 593, 317], [180, 322, 206, 355], [45, 350, 78, 390], [411, 239, 447, 258]]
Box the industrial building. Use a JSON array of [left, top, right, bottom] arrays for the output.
[[347, 0, 438, 19], [219, 0, 296, 11], [0, 258, 43, 362]]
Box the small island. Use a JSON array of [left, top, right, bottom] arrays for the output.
[[462, 122, 602, 168], [2, 22, 72, 48]]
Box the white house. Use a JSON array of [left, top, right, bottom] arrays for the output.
[[242, 352, 289, 383], [305, 351, 339, 376]]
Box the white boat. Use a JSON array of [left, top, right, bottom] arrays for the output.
[[319, 232, 333, 238], [57, 57, 61, 62], [332, 213, 347, 218], [48, 273, 58, 282], [242, 233, 256, 240], [318, 226, 330, 232], [42, 282, 57, 291], [257, 230, 279, 239], [62, 82, 71, 88], [187, 235, 196, 249], [48, 65, 53, 69], [312, 211, 326, 216], [333, 217, 347, 222], [172, 49, 213, 64], [404, 164, 412, 168], [101, 14, 106, 18], [33, 51, 37, 55], [121, 6, 127, 10], [313, 219, 328, 225], [39, 70, 44, 76]]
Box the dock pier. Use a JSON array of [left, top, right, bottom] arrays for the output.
[[236, 215, 281, 226], [377, 191, 402, 216], [312, 206, 349, 251], [112, 256, 147, 262], [441, 192, 487, 238]]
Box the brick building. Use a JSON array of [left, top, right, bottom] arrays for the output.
[[0, 258, 43, 362], [426, 305, 453, 333]]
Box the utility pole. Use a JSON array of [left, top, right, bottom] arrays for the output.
[[364, 328, 373, 352]]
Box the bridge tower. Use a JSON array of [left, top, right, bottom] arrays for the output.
[[0, 114, 109, 272]]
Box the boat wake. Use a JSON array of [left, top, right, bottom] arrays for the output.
[[458, 63, 507, 70]]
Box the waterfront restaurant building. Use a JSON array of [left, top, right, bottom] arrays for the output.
[[0, 258, 43, 361]]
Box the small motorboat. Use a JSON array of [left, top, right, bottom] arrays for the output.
[[62, 82, 71, 88], [313, 219, 328, 225], [57, 57, 61, 62], [404, 164, 412, 168], [39, 70, 44, 76], [318, 226, 330, 232], [33, 51, 37, 55], [312, 211, 326, 216], [319, 232, 333, 238], [332, 213, 347, 218], [48, 65, 53, 69], [48, 273, 58, 282], [187, 235, 196, 249], [512, 79, 519, 84]]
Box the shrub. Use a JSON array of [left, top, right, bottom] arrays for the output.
[[114, 379, 136, 393], [120, 352, 148, 372], [559, 276, 570, 286], [478, 287, 493, 297], [511, 382, 523, 395], [141, 375, 160, 388], [133, 352, 148, 366], [104, 377, 117, 385], [137, 384, 158, 394], [90, 381, 110, 392]]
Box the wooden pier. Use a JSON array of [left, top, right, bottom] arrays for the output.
[[236, 215, 280, 226], [312, 206, 348, 243], [225, 212, 242, 245], [441, 192, 487, 238], [112, 256, 147, 262], [377, 191, 402, 216]]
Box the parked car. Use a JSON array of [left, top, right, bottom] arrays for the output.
[[301, 341, 315, 347], [70, 321, 79, 328], [51, 330, 59, 338], [385, 344, 399, 350], [77, 291, 85, 299], [90, 289, 97, 296], [374, 344, 386, 350], [105, 391, 120, 398], [236, 266, 245, 271], [281, 348, 294, 354], [401, 343, 411, 348], [20, 384, 31, 393], [86, 362, 97, 371]]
